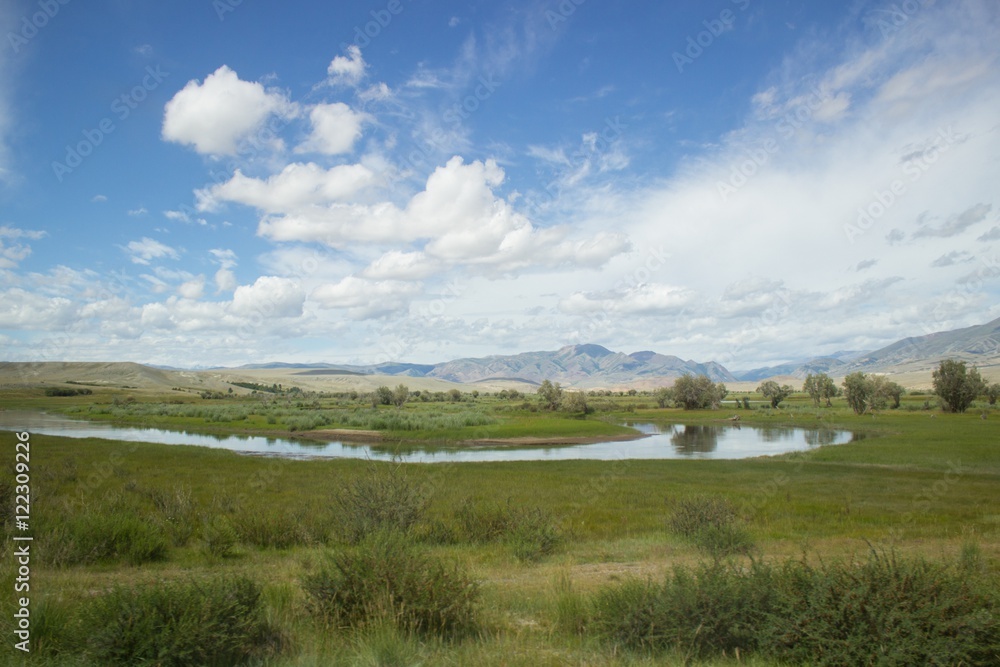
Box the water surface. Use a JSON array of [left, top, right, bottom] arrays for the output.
[[0, 411, 855, 463]]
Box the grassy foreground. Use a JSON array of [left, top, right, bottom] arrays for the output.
[[1, 395, 998, 665]]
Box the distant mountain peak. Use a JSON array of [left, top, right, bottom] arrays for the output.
[[559, 343, 614, 357]]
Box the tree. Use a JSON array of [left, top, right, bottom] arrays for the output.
[[932, 359, 985, 413], [671, 375, 727, 410], [987, 383, 1000, 406], [654, 386, 673, 408], [537, 379, 563, 410], [563, 391, 588, 414], [842, 372, 872, 414], [392, 384, 410, 410], [757, 380, 793, 408], [803, 373, 839, 407], [375, 385, 394, 406]]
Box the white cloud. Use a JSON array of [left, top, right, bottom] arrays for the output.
[[178, 276, 206, 299], [162, 65, 295, 156], [559, 283, 697, 316], [124, 238, 180, 265], [361, 251, 440, 280], [312, 276, 421, 319], [91, 194, 108, 203], [296, 103, 368, 155], [198, 162, 375, 213], [127, 207, 148, 216], [327, 45, 366, 86], [230, 276, 305, 318], [255, 156, 629, 275]]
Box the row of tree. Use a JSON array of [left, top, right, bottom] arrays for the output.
[[371, 359, 995, 415]]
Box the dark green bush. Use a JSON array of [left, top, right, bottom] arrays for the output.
[[593, 560, 776, 658], [667, 495, 755, 559], [303, 530, 479, 638], [592, 552, 1000, 665], [763, 551, 1000, 666], [334, 463, 427, 544], [83, 576, 281, 666]]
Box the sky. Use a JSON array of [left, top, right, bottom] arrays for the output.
[[1, 0, 998, 370]]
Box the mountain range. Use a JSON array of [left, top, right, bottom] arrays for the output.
[[229, 316, 1000, 389], [4, 317, 997, 392]]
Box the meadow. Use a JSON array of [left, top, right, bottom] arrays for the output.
[[1, 386, 998, 665]]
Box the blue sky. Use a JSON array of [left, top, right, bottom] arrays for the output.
[[1, 0, 998, 369]]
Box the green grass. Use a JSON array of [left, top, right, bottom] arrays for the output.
[[1, 395, 998, 665]]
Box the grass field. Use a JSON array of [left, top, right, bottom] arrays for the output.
[[1, 388, 998, 665]]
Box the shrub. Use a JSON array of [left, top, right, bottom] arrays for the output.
[[762, 551, 1000, 666], [667, 496, 755, 560], [593, 560, 776, 658], [201, 516, 238, 558], [83, 576, 281, 666], [303, 530, 479, 637], [592, 552, 1000, 665], [335, 463, 427, 544]]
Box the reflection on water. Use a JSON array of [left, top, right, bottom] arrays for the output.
[[669, 425, 722, 455], [0, 411, 857, 463]]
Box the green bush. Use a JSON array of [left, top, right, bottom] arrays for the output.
[[667, 495, 755, 559], [82, 576, 281, 666], [592, 552, 1000, 665], [593, 560, 776, 658], [763, 550, 1000, 666], [335, 463, 427, 544], [201, 516, 238, 558], [303, 530, 479, 637]]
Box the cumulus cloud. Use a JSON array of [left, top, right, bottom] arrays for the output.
[[255, 156, 630, 274], [230, 276, 305, 318], [162, 65, 295, 156], [198, 162, 374, 213], [124, 238, 180, 265], [327, 45, 367, 86], [311, 276, 421, 319], [296, 103, 368, 155], [0, 226, 46, 270]]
